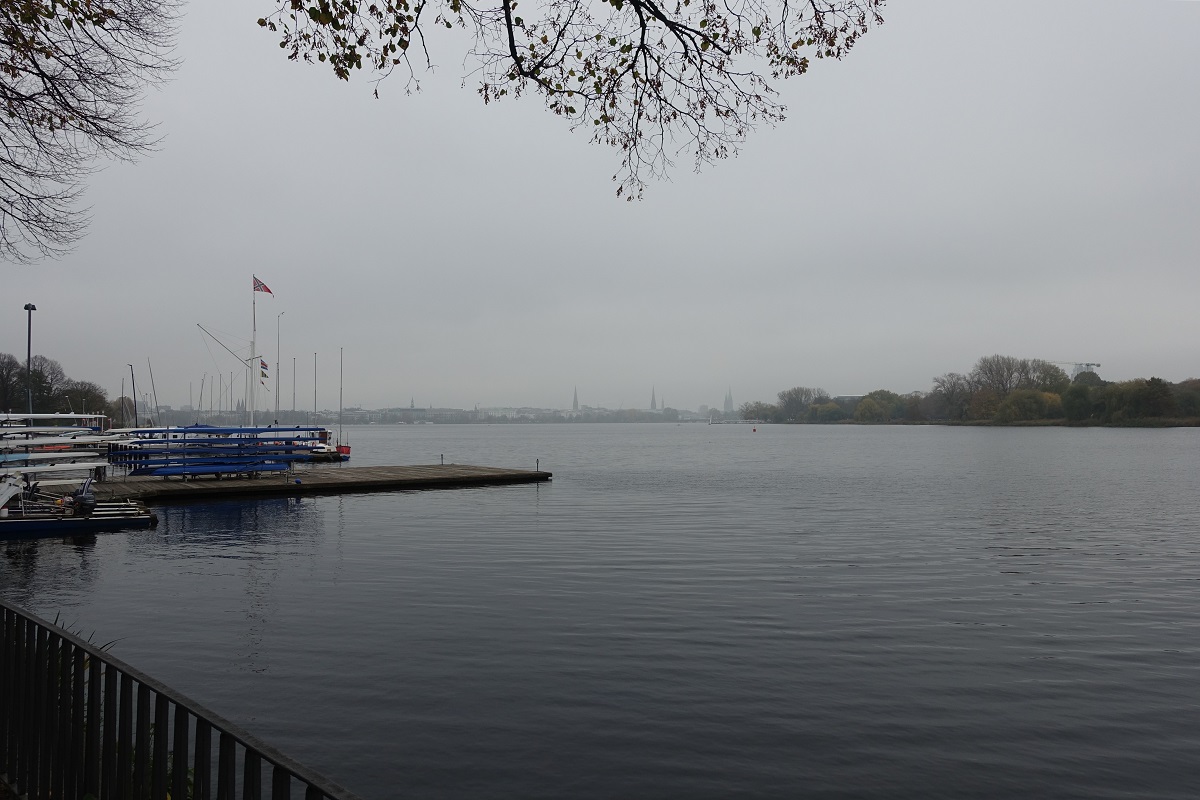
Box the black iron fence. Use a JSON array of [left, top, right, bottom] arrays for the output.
[[0, 599, 363, 800]]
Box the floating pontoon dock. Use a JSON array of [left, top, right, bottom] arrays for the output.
[[90, 464, 551, 504]]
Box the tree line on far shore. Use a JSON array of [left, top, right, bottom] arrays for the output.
[[0, 352, 120, 419], [6, 350, 1196, 427], [740, 355, 1200, 426]]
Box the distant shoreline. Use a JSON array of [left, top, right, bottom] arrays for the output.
[[794, 418, 1200, 428], [335, 417, 1200, 428]]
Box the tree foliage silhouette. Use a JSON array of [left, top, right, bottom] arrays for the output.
[[259, 0, 884, 196], [0, 0, 177, 261]]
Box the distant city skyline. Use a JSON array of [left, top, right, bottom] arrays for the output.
[[130, 387, 741, 415]]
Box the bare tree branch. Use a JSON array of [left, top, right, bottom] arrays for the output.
[[0, 0, 178, 262], [259, 0, 883, 197]]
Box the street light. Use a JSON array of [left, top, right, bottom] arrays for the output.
[[23, 303, 36, 416]]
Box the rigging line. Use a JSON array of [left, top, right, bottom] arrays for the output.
[[197, 324, 250, 365], [201, 325, 252, 350], [199, 330, 224, 373]]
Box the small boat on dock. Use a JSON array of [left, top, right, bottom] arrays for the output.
[[0, 477, 157, 537], [1, 414, 157, 536], [2, 412, 112, 488]]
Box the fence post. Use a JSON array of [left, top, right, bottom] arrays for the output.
[[194, 718, 212, 800], [84, 648, 102, 796], [135, 683, 151, 799], [52, 637, 70, 800], [30, 625, 47, 800], [69, 645, 86, 800], [0, 609, 10, 779], [272, 763, 291, 800], [153, 693, 169, 800], [217, 732, 236, 800], [244, 749, 262, 800], [172, 706, 190, 800], [102, 662, 118, 798], [117, 673, 134, 800]]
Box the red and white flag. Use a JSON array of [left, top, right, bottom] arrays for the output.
[[252, 276, 273, 294]]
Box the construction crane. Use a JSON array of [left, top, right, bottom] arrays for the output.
[[1049, 361, 1101, 378]]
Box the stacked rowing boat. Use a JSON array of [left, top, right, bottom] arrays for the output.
[[105, 424, 347, 478], [1, 413, 157, 537]]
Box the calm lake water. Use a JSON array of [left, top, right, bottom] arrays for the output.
[[3, 424, 1200, 799]]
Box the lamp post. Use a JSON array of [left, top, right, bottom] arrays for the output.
[[23, 303, 36, 415]]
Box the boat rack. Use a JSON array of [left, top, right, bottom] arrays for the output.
[[107, 425, 346, 479]]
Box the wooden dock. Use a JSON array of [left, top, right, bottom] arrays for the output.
[[90, 464, 552, 504]]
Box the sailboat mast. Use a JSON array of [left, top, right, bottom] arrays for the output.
[[249, 284, 256, 427], [338, 346, 343, 446], [275, 311, 284, 419], [147, 359, 161, 426]]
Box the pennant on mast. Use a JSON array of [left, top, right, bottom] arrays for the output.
[[253, 276, 273, 294]]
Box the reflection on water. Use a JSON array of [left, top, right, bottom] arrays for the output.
[[2, 494, 342, 675], [3, 532, 103, 606], [153, 497, 337, 674], [2, 425, 1200, 799], [154, 496, 320, 548]]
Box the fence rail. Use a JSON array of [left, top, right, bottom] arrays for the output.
[[0, 599, 363, 800]]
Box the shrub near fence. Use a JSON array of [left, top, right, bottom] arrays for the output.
[[0, 599, 362, 800]]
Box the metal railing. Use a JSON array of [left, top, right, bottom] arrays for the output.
[[0, 599, 363, 800]]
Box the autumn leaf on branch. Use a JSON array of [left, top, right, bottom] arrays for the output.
[[259, 0, 884, 197]]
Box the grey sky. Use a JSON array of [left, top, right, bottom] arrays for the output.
[[6, 0, 1199, 412]]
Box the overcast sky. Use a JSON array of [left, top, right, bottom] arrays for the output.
[[5, 0, 1199, 412]]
